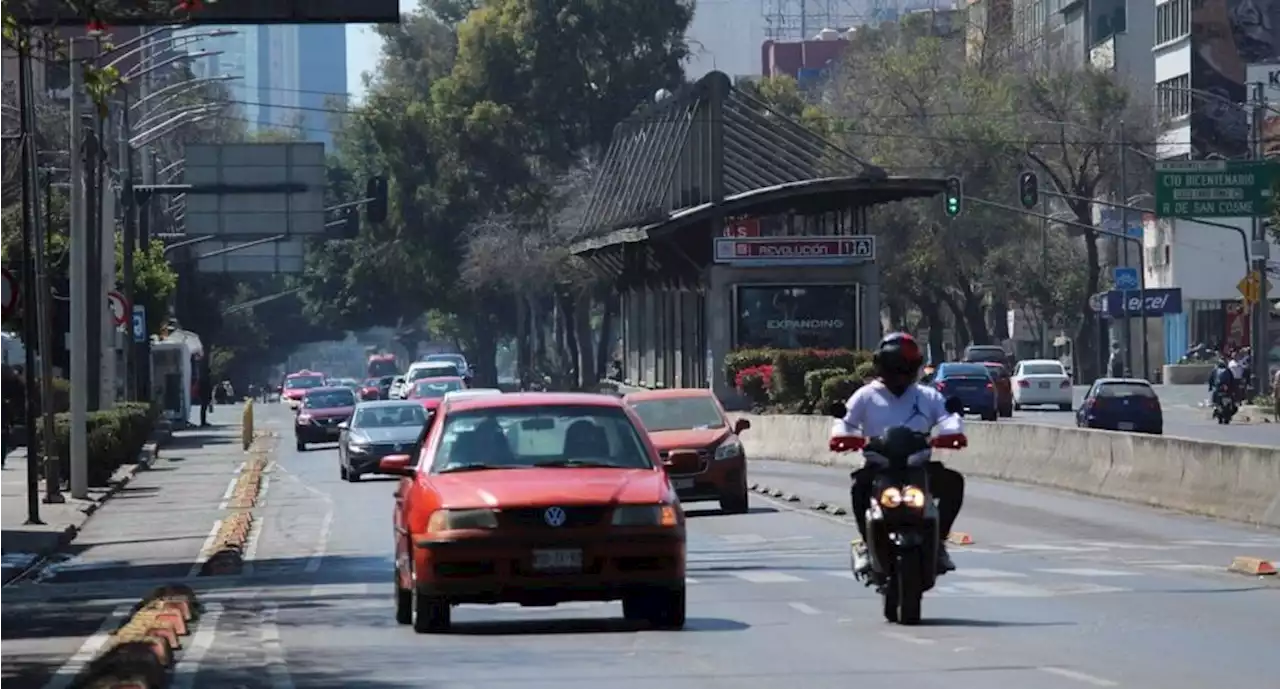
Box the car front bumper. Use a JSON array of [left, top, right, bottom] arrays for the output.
[[666, 455, 746, 503], [296, 422, 343, 442]]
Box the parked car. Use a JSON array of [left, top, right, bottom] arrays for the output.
[[931, 363, 998, 421], [1075, 378, 1163, 435], [1011, 359, 1074, 411], [379, 392, 686, 633], [624, 388, 751, 513], [980, 362, 1014, 417]]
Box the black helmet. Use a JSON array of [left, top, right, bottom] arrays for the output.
[[873, 332, 925, 378]]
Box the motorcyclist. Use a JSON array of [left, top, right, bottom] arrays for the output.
[[1209, 359, 1235, 408], [836, 332, 966, 576]]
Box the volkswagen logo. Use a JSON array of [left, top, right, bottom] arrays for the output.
[[543, 506, 567, 527]]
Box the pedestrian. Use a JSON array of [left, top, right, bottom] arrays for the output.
[[1, 365, 23, 469], [1271, 367, 1280, 422], [197, 355, 213, 427], [1107, 343, 1125, 378]]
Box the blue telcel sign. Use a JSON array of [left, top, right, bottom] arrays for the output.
[[1103, 288, 1183, 318]]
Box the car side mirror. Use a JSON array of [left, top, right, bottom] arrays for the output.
[[733, 418, 751, 434], [826, 401, 847, 419], [944, 396, 964, 415], [378, 454, 415, 476], [337, 421, 348, 430]]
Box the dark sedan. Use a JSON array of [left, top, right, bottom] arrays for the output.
[[296, 387, 358, 451], [338, 401, 428, 482], [1076, 378, 1163, 435], [932, 362, 999, 421]]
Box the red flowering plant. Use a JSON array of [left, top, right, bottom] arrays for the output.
[[735, 364, 774, 406]]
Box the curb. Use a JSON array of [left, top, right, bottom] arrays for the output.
[[198, 512, 254, 577], [225, 459, 266, 509], [70, 584, 200, 689], [751, 482, 847, 515]]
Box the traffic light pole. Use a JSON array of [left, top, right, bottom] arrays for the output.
[[1250, 83, 1271, 397]]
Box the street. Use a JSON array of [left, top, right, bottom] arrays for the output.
[[2, 403, 1277, 689]]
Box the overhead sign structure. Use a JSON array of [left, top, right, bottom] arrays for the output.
[[1113, 267, 1139, 291], [1154, 160, 1277, 218], [1237, 270, 1273, 306], [713, 236, 875, 266], [1, 268, 16, 318], [197, 239, 306, 274], [106, 291, 129, 327], [1103, 288, 1183, 319], [9, 0, 400, 25]]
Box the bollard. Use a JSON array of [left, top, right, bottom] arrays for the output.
[[241, 399, 254, 451]]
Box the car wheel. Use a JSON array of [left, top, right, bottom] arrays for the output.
[[340, 463, 349, 480], [980, 410, 998, 422], [623, 586, 686, 630], [720, 489, 749, 514], [1013, 402, 1022, 411], [999, 405, 1012, 418], [1058, 403, 1072, 412], [296, 440, 306, 452], [413, 590, 451, 633], [395, 573, 413, 625], [345, 469, 360, 483]]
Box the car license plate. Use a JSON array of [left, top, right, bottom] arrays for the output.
[[1039, 381, 1050, 389], [532, 549, 582, 572], [1117, 422, 1135, 431], [671, 478, 695, 490]]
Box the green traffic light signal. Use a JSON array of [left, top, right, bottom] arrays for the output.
[[943, 176, 962, 217]]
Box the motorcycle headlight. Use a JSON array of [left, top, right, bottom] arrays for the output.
[[878, 487, 902, 508], [612, 504, 680, 527], [901, 486, 926, 509], [426, 509, 499, 531], [714, 437, 743, 460]]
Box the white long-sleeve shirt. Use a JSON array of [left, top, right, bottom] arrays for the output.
[[835, 380, 958, 438]]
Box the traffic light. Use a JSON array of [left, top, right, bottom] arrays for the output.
[[1019, 171, 1039, 209], [366, 175, 388, 224], [943, 176, 962, 217]]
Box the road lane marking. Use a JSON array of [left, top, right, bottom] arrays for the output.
[[685, 576, 700, 584], [308, 583, 375, 597], [881, 630, 935, 645], [39, 605, 132, 689], [1038, 667, 1119, 687], [787, 601, 822, 615], [187, 520, 224, 578], [950, 568, 1028, 578], [171, 602, 224, 689], [722, 534, 768, 544], [261, 604, 296, 689], [1004, 544, 1109, 553], [1036, 568, 1138, 577], [233, 461, 246, 474], [241, 515, 265, 576], [823, 570, 859, 580], [216, 477, 238, 509], [303, 508, 333, 574], [728, 570, 805, 583]]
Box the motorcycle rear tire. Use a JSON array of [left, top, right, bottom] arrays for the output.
[[896, 553, 924, 625], [882, 575, 899, 623]]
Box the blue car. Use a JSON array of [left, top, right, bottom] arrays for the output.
[[1075, 378, 1163, 435], [930, 363, 999, 421]]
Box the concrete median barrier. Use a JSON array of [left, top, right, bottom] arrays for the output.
[[72, 584, 201, 688], [736, 414, 1280, 528]]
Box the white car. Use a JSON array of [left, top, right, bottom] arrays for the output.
[[423, 352, 471, 378], [388, 375, 408, 399], [405, 361, 464, 384], [442, 388, 502, 402], [1011, 359, 1074, 411]]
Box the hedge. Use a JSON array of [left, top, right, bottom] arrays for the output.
[[52, 402, 159, 488], [803, 367, 851, 405], [819, 374, 863, 412], [735, 364, 774, 406]]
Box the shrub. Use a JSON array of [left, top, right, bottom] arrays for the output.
[[52, 403, 157, 488], [770, 348, 871, 402], [724, 348, 778, 386], [855, 361, 876, 381], [819, 374, 862, 413], [735, 364, 774, 406], [804, 367, 851, 404]]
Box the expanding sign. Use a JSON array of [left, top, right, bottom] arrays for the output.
[[1154, 160, 1277, 218], [1, 268, 16, 318], [713, 236, 875, 266], [107, 291, 129, 326], [1103, 288, 1183, 319]]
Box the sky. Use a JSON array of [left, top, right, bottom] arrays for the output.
[[345, 0, 417, 102]]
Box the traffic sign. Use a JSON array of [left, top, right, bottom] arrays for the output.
[[1, 268, 17, 318], [1154, 159, 1277, 218], [1088, 292, 1106, 313], [107, 290, 129, 326], [1113, 266, 1139, 291], [132, 305, 147, 343], [1237, 270, 1274, 306]]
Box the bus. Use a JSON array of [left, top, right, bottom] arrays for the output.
[[367, 353, 398, 378]]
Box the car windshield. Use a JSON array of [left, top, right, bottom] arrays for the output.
[[426, 354, 466, 368], [964, 348, 1006, 363], [430, 404, 653, 473], [304, 390, 356, 408], [629, 396, 726, 433], [286, 376, 325, 390], [1096, 383, 1157, 399], [413, 379, 464, 398], [410, 365, 459, 381], [940, 364, 990, 378], [354, 404, 426, 428], [1023, 363, 1065, 375], [333, 379, 359, 389]]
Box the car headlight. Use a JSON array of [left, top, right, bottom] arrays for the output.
[[426, 509, 499, 531], [347, 442, 369, 453], [612, 504, 680, 527], [714, 437, 743, 460], [296, 414, 312, 424]]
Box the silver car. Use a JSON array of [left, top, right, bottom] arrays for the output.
[[337, 400, 428, 482]]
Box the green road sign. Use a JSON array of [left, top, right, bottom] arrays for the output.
[[1154, 160, 1277, 218]]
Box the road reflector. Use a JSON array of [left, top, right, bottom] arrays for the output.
[[948, 532, 974, 546], [1227, 556, 1276, 576]]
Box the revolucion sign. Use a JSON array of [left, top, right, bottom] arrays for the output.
[[1154, 160, 1277, 219]]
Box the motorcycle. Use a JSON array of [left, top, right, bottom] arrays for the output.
[[1212, 383, 1238, 424], [827, 398, 967, 626]]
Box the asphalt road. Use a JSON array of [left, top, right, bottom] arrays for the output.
[[1009, 384, 1278, 446], [3, 403, 1278, 689]]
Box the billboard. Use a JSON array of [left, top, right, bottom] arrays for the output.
[[1247, 62, 1280, 158], [9, 0, 400, 25], [1190, 0, 1280, 159], [183, 142, 326, 239], [196, 239, 305, 274]]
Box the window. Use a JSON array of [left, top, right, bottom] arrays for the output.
[[303, 389, 356, 408], [1155, 0, 1190, 46], [285, 375, 325, 390], [735, 285, 858, 349], [1022, 363, 1066, 375], [1157, 74, 1192, 120], [354, 404, 426, 428], [630, 396, 727, 433]]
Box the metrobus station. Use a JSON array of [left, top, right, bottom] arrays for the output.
[[570, 71, 947, 400]]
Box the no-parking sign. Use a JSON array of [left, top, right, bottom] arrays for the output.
[[107, 290, 130, 326], [1, 268, 17, 318]]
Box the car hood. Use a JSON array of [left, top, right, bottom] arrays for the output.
[[283, 389, 307, 398], [414, 398, 444, 410], [353, 426, 421, 444], [303, 406, 354, 419], [430, 468, 668, 509], [647, 427, 730, 450]]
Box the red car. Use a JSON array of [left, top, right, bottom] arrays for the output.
[[295, 386, 358, 451], [378, 392, 687, 633], [281, 370, 326, 408], [405, 377, 467, 413], [624, 388, 751, 513]]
